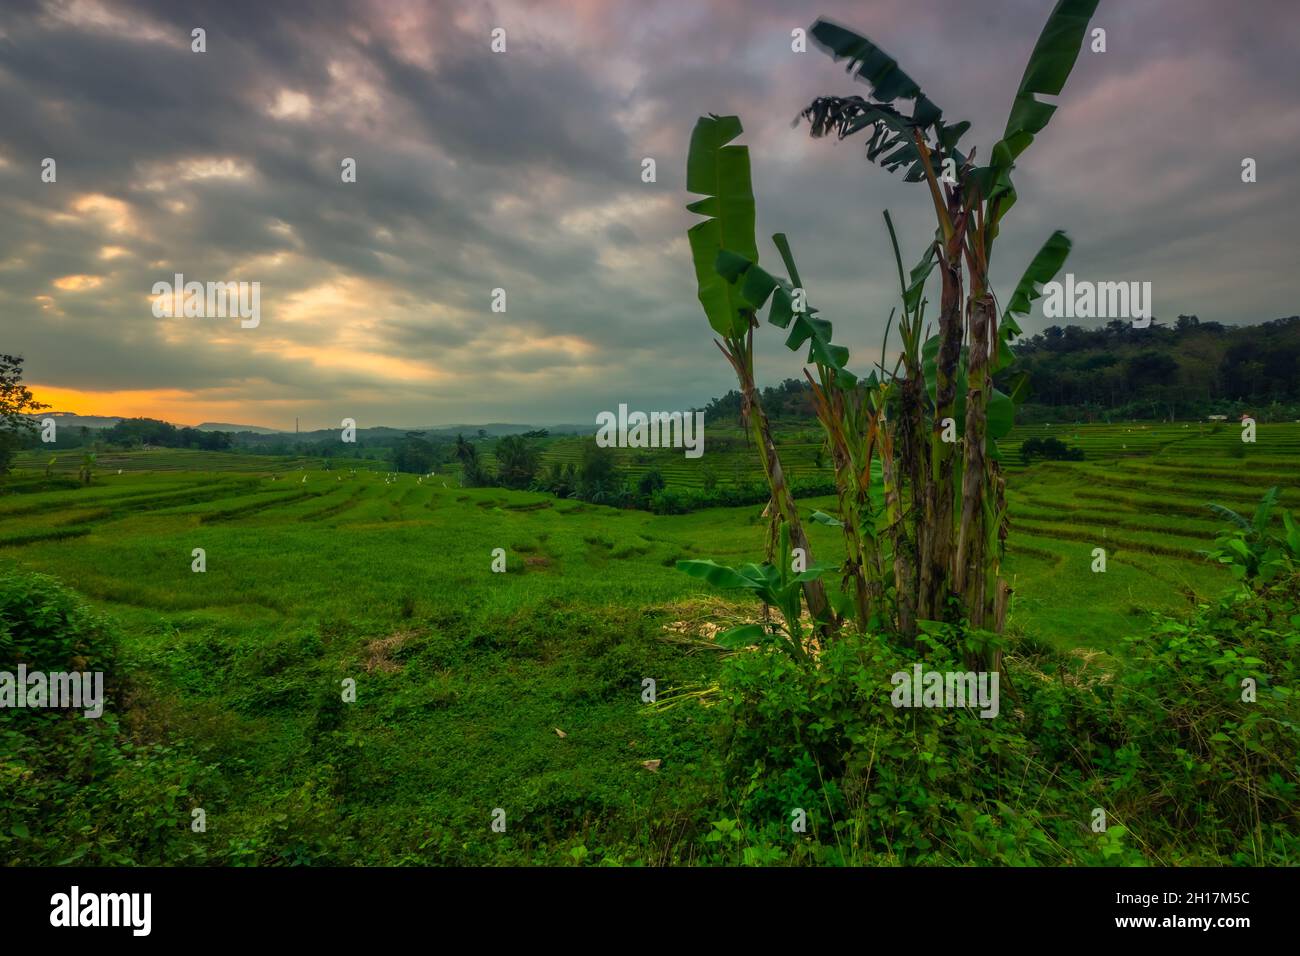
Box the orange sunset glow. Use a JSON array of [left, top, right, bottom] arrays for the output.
[[25, 385, 289, 429]]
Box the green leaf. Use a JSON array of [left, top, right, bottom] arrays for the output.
[[902, 243, 938, 316], [1207, 502, 1251, 532], [685, 115, 759, 338], [1281, 510, 1300, 557], [716, 624, 768, 648], [810, 510, 844, 527], [737, 562, 781, 590], [714, 248, 756, 282], [675, 559, 765, 591], [801, 21, 969, 183], [976, 0, 1099, 236], [793, 564, 833, 583], [770, 233, 805, 288], [1007, 370, 1032, 405], [999, 230, 1071, 353], [986, 389, 1015, 440], [718, 242, 857, 387], [1013, 0, 1102, 112], [1252, 486, 1279, 536], [809, 20, 924, 104]]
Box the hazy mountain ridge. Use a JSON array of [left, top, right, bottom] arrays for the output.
[[25, 413, 590, 436]]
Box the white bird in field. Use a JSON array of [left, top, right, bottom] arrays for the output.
[[301, 475, 306, 483]]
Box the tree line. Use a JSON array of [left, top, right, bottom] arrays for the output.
[[1000, 314, 1300, 421], [700, 316, 1300, 426]]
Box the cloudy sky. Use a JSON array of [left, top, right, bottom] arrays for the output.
[[1, 0, 1297, 429]]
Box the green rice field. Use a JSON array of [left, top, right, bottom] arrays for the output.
[[2, 421, 1294, 864]]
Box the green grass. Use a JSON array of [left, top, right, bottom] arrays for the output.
[[0, 470, 747, 862], [2, 421, 1295, 862], [7, 423, 1291, 654]]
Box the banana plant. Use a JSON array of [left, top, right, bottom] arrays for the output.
[[1200, 487, 1300, 583], [676, 522, 833, 662], [798, 0, 1098, 650], [919, 227, 1072, 586], [711, 233, 879, 624], [685, 114, 830, 625]]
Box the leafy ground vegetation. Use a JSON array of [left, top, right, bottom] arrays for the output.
[[0, 422, 1297, 865]]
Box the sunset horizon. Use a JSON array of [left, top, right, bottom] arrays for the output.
[[4, 0, 1296, 430]]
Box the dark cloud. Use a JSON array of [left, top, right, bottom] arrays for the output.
[[0, 0, 1296, 427]]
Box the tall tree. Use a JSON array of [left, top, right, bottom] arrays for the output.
[[0, 354, 49, 474], [494, 434, 540, 489]]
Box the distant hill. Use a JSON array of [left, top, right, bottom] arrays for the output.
[[195, 422, 282, 434], [412, 423, 590, 437], [25, 414, 591, 437], [24, 412, 122, 429], [415, 423, 552, 436]]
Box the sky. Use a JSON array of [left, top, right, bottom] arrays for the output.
[[1, 0, 1297, 430]]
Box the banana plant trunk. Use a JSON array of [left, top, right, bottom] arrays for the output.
[[829, 430, 871, 626], [897, 369, 927, 605], [880, 421, 917, 638], [921, 252, 964, 621], [955, 291, 996, 629], [807, 374, 873, 627], [737, 370, 831, 624]]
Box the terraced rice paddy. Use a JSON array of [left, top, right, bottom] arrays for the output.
[[999, 421, 1298, 650], [13, 447, 383, 474], [2, 421, 1295, 655], [494, 420, 1297, 650], [1, 420, 1294, 865], [502, 428, 832, 489]]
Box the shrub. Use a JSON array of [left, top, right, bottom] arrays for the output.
[[1200, 486, 1300, 582], [649, 488, 687, 515], [637, 469, 666, 498], [1093, 573, 1300, 863], [0, 569, 213, 865], [1020, 436, 1085, 465], [0, 569, 116, 674], [710, 575, 1300, 865]]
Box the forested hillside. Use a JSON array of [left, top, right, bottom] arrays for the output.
[[702, 316, 1300, 425]]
